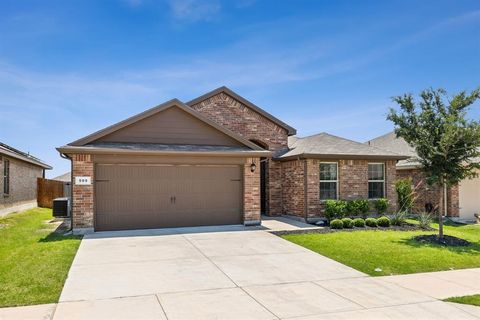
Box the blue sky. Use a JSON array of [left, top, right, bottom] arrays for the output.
[[0, 0, 479, 178]]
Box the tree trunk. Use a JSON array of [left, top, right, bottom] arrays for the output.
[[439, 181, 447, 238]]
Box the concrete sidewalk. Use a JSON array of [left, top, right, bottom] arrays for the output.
[[382, 268, 480, 299]]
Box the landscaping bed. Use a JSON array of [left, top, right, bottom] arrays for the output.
[[271, 222, 427, 236], [0, 208, 82, 307]]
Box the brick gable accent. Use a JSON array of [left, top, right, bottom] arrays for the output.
[[190, 92, 289, 151]]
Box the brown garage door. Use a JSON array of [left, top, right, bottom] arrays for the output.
[[95, 164, 243, 231]]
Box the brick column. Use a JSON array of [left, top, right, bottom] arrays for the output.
[[71, 154, 94, 233], [244, 157, 261, 225], [385, 160, 398, 212]]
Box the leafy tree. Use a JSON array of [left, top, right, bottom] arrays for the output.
[[387, 88, 480, 238]]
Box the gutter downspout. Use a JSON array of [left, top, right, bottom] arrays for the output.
[[59, 152, 73, 232]]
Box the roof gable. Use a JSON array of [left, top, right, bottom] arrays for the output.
[[68, 99, 263, 151], [186, 86, 297, 135]]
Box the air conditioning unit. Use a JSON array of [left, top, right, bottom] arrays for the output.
[[53, 197, 70, 217]]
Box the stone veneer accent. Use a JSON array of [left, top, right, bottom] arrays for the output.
[[71, 154, 94, 231], [397, 168, 459, 217], [190, 92, 288, 215], [244, 157, 261, 224], [282, 159, 398, 220]]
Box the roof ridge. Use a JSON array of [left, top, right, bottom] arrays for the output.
[[366, 131, 395, 143]]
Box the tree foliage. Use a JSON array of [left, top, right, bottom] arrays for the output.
[[388, 88, 480, 187], [387, 88, 480, 238]]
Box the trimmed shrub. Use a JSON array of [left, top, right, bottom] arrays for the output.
[[330, 219, 344, 229], [357, 199, 370, 218], [395, 178, 414, 213], [373, 198, 389, 215], [377, 216, 390, 227], [365, 217, 378, 227], [342, 218, 354, 229], [346, 199, 370, 218], [391, 210, 408, 226], [324, 200, 347, 221], [353, 218, 365, 228]]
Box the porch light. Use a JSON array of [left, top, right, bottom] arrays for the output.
[[250, 162, 257, 173]]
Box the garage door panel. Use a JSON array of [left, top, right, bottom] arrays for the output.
[[95, 164, 242, 231]]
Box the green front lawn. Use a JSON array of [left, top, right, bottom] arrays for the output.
[[282, 222, 480, 276], [444, 294, 480, 307], [0, 208, 82, 307]]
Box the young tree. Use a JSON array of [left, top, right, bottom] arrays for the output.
[[387, 88, 480, 238]]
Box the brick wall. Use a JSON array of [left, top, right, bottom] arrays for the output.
[[281, 158, 398, 220], [71, 154, 94, 231], [190, 92, 289, 215], [0, 155, 43, 215], [281, 160, 305, 217], [397, 168, 459, 216], [244, 157, 261, 224]]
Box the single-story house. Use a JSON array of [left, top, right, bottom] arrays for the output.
[[0, 142, 52, 217], [57, 87, 407, 233], [367, 132, 480, 221]]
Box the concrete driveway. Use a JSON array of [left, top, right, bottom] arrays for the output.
[[52, 226, 478, 320]]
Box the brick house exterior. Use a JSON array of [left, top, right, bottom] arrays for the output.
[[397, 169, 460, 216], [1, 143, 51, 216], [280, 158, 399, 222], [59, 87, 407, 233]]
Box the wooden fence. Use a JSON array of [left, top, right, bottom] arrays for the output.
[[37, 178, 64, 208]]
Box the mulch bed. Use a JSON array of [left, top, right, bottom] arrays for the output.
[[413, 234, 471, 247], [270, 223, 432, 236]]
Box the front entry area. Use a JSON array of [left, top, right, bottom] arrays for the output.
[[95, 164, 243, 231]]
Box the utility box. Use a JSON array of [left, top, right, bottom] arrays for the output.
[[52, 197, 69, 217]]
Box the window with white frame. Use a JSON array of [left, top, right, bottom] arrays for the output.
[[320, 162, 338, 200], [368, 163, 385, 199], [3, 159, 9, 195]]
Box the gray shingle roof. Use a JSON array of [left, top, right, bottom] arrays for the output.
[[86, 142, 252, 152], [0, 142, 51, 169], [277, 132, 407, 160], [366, 132, 420, 168], [367, 131, 480, 168], [53, 172, 71, 182]]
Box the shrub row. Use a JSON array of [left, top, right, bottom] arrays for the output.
[[325, 198, 389, 221], [330, 216, 391, 229]]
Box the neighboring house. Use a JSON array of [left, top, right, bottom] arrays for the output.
[[53, 172, 72, 198], [0, 142, 52, 217], [57, 87, 407, 233], [367, 132, 480, 221]]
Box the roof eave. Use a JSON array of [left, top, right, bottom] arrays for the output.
[[275, 153, 409, 162], [0, 149, 52, 169], [57, 146, 272, 158]]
